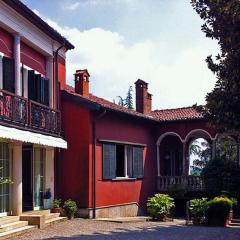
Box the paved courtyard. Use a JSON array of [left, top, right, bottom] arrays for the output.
[[10, 219, 240, 240]]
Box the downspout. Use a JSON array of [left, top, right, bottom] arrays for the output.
[[54, 40, 65, 110], [92, 107, 106, 219]]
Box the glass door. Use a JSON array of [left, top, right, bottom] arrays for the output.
[[0, 143, 11, 216], [33, 147, 45, 210]]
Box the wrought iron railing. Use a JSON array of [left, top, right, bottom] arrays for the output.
[[157, 175, 204, 192], [0, 89, 60, 135]]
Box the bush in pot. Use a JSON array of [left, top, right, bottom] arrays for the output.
[[189, 198, 208, 225], [147, 193, 175, 221], [206, 197, 233, 226], [52, 199, 62, 213], [63, 199, 78, 219]]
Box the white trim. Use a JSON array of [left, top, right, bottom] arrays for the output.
[[156, 132, 184, 146], [0, 125, 67, 149], [184, 129, 214, 142]]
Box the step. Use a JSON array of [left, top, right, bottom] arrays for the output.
[[229, 222, 240, 227], [0, 221, 28, 233], [22, 210, 51, 216], [0, 225, 36, 238], [96, 216, 151, 223], [45, 213, 60, 221], [231, 219, 240, 223], [44, 217, 67, 227], [0, 216, 20, 226]]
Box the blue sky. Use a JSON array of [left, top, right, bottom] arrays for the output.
[[23, 0, 219, 109]]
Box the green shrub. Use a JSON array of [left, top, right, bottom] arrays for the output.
[[52, 199, 61, 208], [147, 194, 175, 220], [63, 199, 78, 219], [207, 197, 232, 222], [189, 198, 208, 224]]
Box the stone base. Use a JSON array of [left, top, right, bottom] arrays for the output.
[[78, 202, 143, 219]]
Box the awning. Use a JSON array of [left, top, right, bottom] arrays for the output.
[[0, 125, 67, 149]]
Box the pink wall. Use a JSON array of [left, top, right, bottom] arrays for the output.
[[0, 26, 13, 57]]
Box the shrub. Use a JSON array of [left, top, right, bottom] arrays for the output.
[[189, 198, 208, 224], [207, 197, 233, 225], [147, 194, 175, 220], [52, 199, 61, 208], [63, 199, 78, 219]]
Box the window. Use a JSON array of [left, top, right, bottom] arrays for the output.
[[103, 143, 144, 180], [2, 56, 14, 93]]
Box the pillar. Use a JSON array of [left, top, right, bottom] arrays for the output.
[[182, 142, 187, 175], [12, 143, 22, 215], [157, 145, 160, 176], [14, 34, 21, 96], [46, 56, 54, 107], [45, 147, 54, 208], [0, 54, 3, 90], [211, 139, 216, 160]]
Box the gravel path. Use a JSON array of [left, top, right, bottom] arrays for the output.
[[10, 219, 240, 240]]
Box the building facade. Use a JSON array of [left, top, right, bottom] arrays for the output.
[[0, 0, 74, 216]]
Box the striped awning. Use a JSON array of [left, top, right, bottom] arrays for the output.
[[0, 125, 67, 149]]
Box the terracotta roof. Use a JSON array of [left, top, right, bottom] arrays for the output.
[[64, 85, 203, 122], [3, 0, 74, 50], [150, 107, 203, 121]]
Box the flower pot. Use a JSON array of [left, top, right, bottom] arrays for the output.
[[192, 216, 201, 225], [51, 207, 61, 213]]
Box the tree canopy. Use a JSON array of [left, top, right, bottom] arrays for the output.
[[191, 0, 240, 133]]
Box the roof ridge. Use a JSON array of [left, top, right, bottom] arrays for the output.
[[152, 106, 196, 112]]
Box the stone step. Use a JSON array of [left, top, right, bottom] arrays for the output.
[[44, 217, 67, 227], [229, 222, 240, 227], [0, 225, 36, 239], [231, 219, 240, 223], [0, 216, 20, 226], [23, 210, 51, 215], [0, 221, 28, 233], [45, 213, 60, 221]]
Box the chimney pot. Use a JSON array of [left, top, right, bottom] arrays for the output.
[[74, 69, 90, 96]]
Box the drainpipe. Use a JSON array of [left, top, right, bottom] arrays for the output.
[[92, 107, 106, 219], [54, 41, 65, 110]]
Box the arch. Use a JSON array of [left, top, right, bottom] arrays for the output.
[[184, 129, 214, 143], [156, 132, 184, 146]]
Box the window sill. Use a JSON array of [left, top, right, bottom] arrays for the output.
[[111, 177, 137, 181]]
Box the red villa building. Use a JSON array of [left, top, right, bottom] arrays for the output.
[[59, 69, 231, 218]]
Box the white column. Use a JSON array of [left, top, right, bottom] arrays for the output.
[[157, 144, 160, 176], [12, 143, 22, 215], [14, 34, 21, 96], [46, 56, 54, 107], [45, 147, 55, 207]]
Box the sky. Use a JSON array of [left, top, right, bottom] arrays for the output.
[[23, 0, 219, 110]]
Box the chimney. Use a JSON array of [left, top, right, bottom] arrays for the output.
[[74, 69, 90, 96], [135, 79, 152, 114]]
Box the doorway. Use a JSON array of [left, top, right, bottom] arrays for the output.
[[22, 146, 33, 211]]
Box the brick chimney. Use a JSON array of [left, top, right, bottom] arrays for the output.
[[135, 79, 152, 114], [74, 69, 90, 96]]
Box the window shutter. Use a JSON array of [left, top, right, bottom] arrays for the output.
[[133, 147, 144, 178], [42, 78, 49, 106], [103, 143, 116, 179], [2, 57, 15, 93], [28, 70, 36, 100], [35, 74, 42, 102]]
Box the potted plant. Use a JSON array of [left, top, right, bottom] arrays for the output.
[[147, 193, 175, 221], [52, 199, 62, 213], [43, 188, 52, 209], [63, 199, 78, 219], [207, 197, 233, 226], [189, 198, 208, 225]]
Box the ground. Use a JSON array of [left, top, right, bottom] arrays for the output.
[[10, 219, 240, 240]]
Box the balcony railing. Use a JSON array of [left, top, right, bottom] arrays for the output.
[[0, 89, 60, 135], [157, 176, 204, 192]]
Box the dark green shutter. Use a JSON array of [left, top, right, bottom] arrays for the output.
[[133, 147, 144, 178], [103, 144, 116, 179], [35, 74, 41, 102], [42, 78, 49, 106], [3, 57, 15, 93], [28, 70, 36, 100]]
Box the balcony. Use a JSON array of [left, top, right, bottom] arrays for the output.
[[157, 176, 204, 192], [0, 89, 60, 135]]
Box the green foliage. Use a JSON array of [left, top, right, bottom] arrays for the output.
[[191, 0, 240, 133], [52, 199, 61, 208], [217, 137, 238, 162], [116, 86, 134, 109], [189, 198, 209, 223], [207, 197, 232, 221], [201, 158, 240, 197], [147, 194, 175, 220], [63, 199, 78, 218]]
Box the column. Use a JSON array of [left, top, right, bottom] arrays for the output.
[[14, 34, 21, 96], [211, 139, 216, 160], [157, 145, 160, 176], [12, 143, 22, 215], [45, 147, 55, 208], [182, 142, 187, 175], [46, 56, 54, 107]]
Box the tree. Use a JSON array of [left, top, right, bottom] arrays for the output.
[[191, 0, 240, 133], [115, 86, 134, 109]]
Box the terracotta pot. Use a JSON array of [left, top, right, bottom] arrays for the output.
[[51, 207, 61, 213], [192, 216, 201, 225]]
